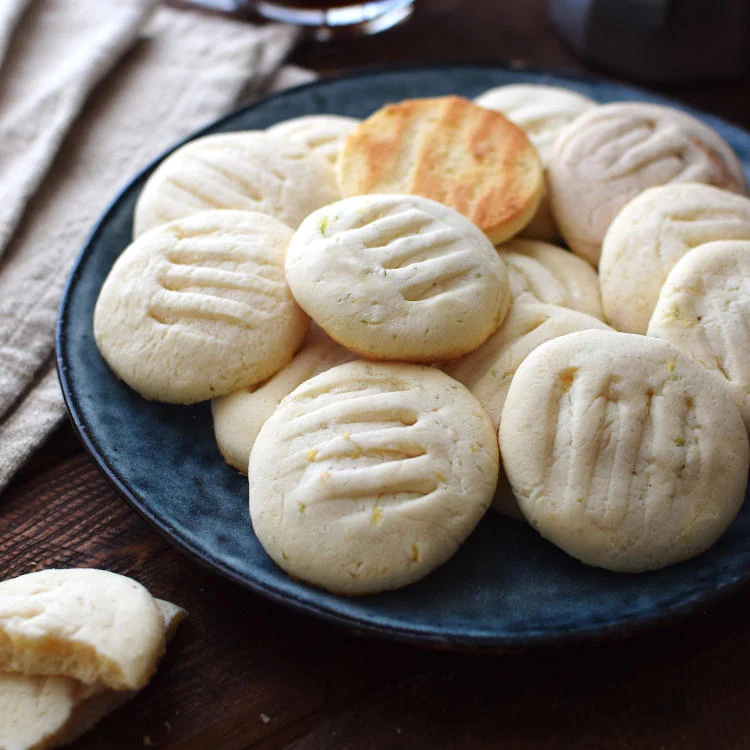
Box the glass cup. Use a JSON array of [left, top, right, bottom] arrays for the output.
[[253, 0, 414, 41]]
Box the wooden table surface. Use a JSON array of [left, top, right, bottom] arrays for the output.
[[4, 2, 750, 748]]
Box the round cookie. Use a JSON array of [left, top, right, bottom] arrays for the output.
[[0, 569, 165, 690], [500, 330, 749, 573], [442, 303, 610, 520], [249, 361, 499, 595], [95, 210, 309, 403], [498, 239, 603, 318], [285, 194, 511, 362], [547, 103, 746, 266], [648, 240, 750, 430], [336, 95, 544, 244], [212, 325, 355, 473], [266, 114, 360, 166], [475, 84, 596, 241], [133, 132, 339, 237], [600, 183, 750, 334]]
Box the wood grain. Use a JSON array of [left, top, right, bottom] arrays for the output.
[[4, 1, 750, 747], [5, 443, 750, 749]]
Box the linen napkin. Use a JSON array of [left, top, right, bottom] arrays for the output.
[[0, 0, 313, 493]]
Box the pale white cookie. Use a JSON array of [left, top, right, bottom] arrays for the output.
[[548, 103, 746, 266], [0, 599, 185, 750], [95, 210, 309, 404], [0, 569, 165, 691], [475, 84, 596, 241], [648, 240, 750, 430], [249, 361, 499, 595], [498, 239, 603, 318], [285, 194, 511, 362], [266, 114, 360, 166], [500, 330, 749, 573], [0, 675, 130, 750], [600, 183, 750, 334], [443, 303, 610, 520], [133, 132, 339, 237], [212, 324, 355, 473]]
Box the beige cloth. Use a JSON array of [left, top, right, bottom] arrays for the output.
[[0, 1, 314, 493]]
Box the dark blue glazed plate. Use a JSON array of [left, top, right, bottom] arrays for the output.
[[57, 65, 750, 650]]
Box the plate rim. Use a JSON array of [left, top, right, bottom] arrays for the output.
[[56, 61, 750, 651]]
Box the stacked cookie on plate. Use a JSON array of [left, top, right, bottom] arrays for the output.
[[93, 86, 750, 594]]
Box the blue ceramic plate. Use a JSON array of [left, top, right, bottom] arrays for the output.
[[57, 65, 750, 650]]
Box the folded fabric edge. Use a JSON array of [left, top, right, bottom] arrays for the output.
[[0, 358, 65, 496], [0, 0, 159, 262]]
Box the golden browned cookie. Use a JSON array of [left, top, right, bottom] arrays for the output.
[[336, 96, 544, 244]]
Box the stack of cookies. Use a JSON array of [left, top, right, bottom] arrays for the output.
[[0, 569, 185, 749], [93, 85, 750, 594]]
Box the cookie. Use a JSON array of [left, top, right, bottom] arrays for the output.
[[599, 183, 750, 334], [498, 239, 603, 318], [475, 84, 596, 241], [0, 569, 165, 691], [249, 361, 499, 595], [0, 599, 185, 750], [442, 303, 610, 520], [284, 194, 510, 362], [442, 303, 610, 430], [336, 95, 544, 244], [267, 114, 360, 166], [212, 324, 354, 473], [94, 210, 309, 403], [475, 84, 596, 163], [500, 330, 749, 572], [133, 132, 339, 237], [547, 103, 746, 266], [648, 240, 750, 430], [0, 674, 117, 750]]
